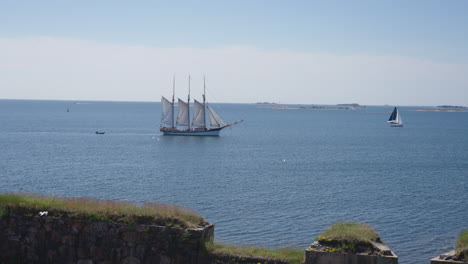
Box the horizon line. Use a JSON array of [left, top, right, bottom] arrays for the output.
[[0, 98, 458, 108]]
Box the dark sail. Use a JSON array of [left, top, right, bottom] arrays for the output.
[[388, 107, 397, 122]]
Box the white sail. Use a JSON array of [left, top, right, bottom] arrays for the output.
[[207, 104, 227, 127], [160, 96, 173, 127], [176, 98, 190, 127], [396, 110, 403, 124], [192, 99, 205, 127]]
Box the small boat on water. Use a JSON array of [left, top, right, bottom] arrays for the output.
[[95, 131, 105, 134], [160, 76, 242, 136], [387, 107, 403, 127]]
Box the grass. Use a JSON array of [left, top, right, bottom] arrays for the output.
[[205, 241, 304, 264], [0, 193, 207, 228], [456, 230, 468, 260], [316, 222, 381, 244]]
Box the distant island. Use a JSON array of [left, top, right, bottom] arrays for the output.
[[415, 105, 468, 112], [300, 105, 354, 110], [300, 103, 366, 110], [336, 103, 367, 108], [256, 103, 366, 110], [437, 105, 467, 109]]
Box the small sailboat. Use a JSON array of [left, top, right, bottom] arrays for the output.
[[160, 76, 242, 136], [387, 107, 403, 127]]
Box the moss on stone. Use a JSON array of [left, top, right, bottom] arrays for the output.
[[317, 222, 381, 244]]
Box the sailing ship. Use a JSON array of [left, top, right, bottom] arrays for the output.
[[387, 107, 403, 127], [160, 77, 242, 136]]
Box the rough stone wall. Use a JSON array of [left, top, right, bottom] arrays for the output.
[[0, 214, 214, 264]]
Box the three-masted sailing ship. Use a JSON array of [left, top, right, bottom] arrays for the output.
[[160, 77, 242, 136], [387, 107, 403, 127]]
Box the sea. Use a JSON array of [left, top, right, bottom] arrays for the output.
[[0, 99, 467, 264]]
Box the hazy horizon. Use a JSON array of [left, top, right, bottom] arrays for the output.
[[2, 97, 464, 108]]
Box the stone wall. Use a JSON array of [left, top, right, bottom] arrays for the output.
[[305, 250, 398, 264], [0, 213, 296, 264], [0, 214, 214, 264]]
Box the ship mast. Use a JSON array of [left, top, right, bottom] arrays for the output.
[[187, 75, 191, 131], [172, 75, 175, 129], [203, 76, 206, 129]]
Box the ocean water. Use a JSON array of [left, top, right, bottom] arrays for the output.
[[0, 99, 467, 264]]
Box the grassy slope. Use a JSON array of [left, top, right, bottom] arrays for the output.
[[0, 193, 207, 228], [456, 230, 468, 260], [206, 242, 304, 264]]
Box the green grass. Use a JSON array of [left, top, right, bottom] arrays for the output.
[[205, 241, 304, 264], [316, 222, 381, 244], [456, 230, 468, 260], [0, 193, 207, 228]]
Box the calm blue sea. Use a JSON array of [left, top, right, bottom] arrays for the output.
[[0, 99, 467, 264]]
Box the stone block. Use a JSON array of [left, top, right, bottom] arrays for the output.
[[71, 224, 81, 234], [305, 249, 398, 264], [108, 227, 119, 236], [123, 231, 138, 243], [135, 244, 146, 258], [122, 256, 141, 264], [136, 225, 149, 232], [47, 249, 57, 261], [77, 247, 89, 258], [90, 246, 105, 260], [50, 230, 62, 242], [88, 222, 109, 237], [160, 255, 171, 264], [58, 245, 76, 260], [431, 250, 468, 264], [62, 234, 76, 246], [77, 259, 94, 264]]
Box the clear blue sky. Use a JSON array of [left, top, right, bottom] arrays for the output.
[[1, 0, 467, 105]]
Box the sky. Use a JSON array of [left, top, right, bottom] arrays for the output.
[[1, 0, 467, 105]]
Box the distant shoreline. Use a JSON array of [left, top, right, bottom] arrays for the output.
[[257, 105, 357, 110], [257, 103, 367, 110], [413, 105, 468, 112], [413, 109, 468, 112]]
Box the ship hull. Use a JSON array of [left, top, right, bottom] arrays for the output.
[[160, 127, 223, 136]]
